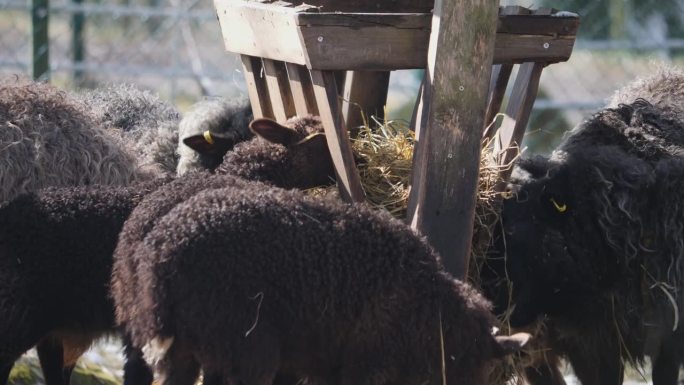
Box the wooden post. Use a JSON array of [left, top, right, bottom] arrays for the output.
[[71, 0, 85, 85], [31, 0, 49, 81], [342, 70, 391, 131], [406, 0, 499, 278]]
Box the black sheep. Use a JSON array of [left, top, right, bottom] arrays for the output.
[[126, 186, 529, 385], [0, 178, 169, 385], [489, 99, 684, 385]]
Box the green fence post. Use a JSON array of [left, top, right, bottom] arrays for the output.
[[30, 0, 50, 81]]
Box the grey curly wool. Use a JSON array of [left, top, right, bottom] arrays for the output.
[[0, 78, 149, 204], [77, 83, 181, 176], [176, 97, 253, 176], [128, 185, 515, 385], [0, 178, 169, 385], [607, 65, 684, 119]]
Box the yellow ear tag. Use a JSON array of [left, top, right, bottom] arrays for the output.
[[203, 131, 214, 145], [550, 197, 567, 213]]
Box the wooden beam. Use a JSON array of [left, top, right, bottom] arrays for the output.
[[496, 61, 545, 179], [285, 63, 318, 116], [482, 63, 513, 139], [310, 69, 365, 203], [406, 0, 499, 279], [342, 71, 391, 131], [240, 55, 274, 119], [262, 59, 296, 122]]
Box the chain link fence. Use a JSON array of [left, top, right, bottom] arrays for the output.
[[1, 0, 684, 154]]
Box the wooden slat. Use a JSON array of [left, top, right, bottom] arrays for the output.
[[342, 70, 391, 131], [483, 63, 513, 139], [214, 0, 306, 65], [285, 63, 318, 116], [287, 0, 434, 13], [334, 71, 347, 97], [262, 59, 296, 121], [310, 69, 365, 203], [240, 55, 274, 119], [495, 61, 545, 179], [406, 0, 498, 279]]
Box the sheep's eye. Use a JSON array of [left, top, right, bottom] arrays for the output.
[[549, 197, 567, 213]]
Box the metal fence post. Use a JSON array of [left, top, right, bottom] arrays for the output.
[[30, 0, 49, 81]]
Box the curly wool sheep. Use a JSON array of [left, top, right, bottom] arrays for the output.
[[176, 97, 253, 176], [77, 83, 181, 176], [608, 65, 684, 119], [0, 178, 169, 385], [0, 78, 150, 204], [112, 115, 334, 331], [126, 185, 528, 385], [490, 99, 684, 385]]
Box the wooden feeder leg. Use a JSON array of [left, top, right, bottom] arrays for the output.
[[285, 63, 319, 116], [310, 69, 365, 203], [495, 61, 545, 181], [342, 70, 391, 131], [406, 0, 499, 279], [262, 59, 296, 122], [240, 55, 274, 119], [482, 63, 513, 139]]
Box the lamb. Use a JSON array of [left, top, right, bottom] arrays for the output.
[[0, 178, 170, 385], [176, 97, 254, 176], [490, 98, 684, 385], [0, 78, 150, 204], [77, 83, 182, 176], [112, 115, 334, 336], [124, 185, 529, 385]]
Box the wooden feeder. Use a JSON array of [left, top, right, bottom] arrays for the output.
[[214, 0, 579, 277], [214, 0, 579, 202]]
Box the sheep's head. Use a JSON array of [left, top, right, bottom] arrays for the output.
[[211, 116, 336, 190], [490, 155, 612, 327]]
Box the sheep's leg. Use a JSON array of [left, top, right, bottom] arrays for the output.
[[122, 335, 154, 385], [651, 338, 681, 385], [36, 337, 68, 385], [0, 361, 13, 385], [158, 342, 200, 385]]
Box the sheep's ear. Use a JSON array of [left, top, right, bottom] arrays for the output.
[[294, 132, 328, 153], [249, 118, 299, 146], [183, 131, 236, 154], [493, 332, 531, 358]]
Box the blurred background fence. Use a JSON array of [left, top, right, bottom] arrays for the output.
[[1, 0, 684, 154]]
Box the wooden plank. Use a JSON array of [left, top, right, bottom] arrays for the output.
[[262, 59, 296, 122], [497, 14, 580, 36], [483, 63, 513, 139], [310, 69, 365, 203], [334, 71, 347, 97], [287, 0, 434, 13], [240, 55, 274, 119], [342, 71, 391, 131], [406, 0, 498, 279], [495, 61, 545, 179], [285, 63, 318, 116], [296, 16, 575, 70], [214, 0, 306, 65]]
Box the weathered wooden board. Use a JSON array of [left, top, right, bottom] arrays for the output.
[[285, 62, 319, 116], [483, 63, 513, 138], [214, 0, 307, 65], [262, 59, 296, 121], [240, 55, 274, 119], [407, 0, 499, 278], [310, 70, 366, 203], [342, 70, 391, 130]]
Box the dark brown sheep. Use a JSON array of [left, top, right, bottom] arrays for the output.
[[0, 178, 169, 385], [126, 185, 528, 385]]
